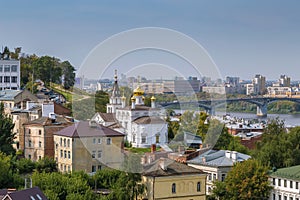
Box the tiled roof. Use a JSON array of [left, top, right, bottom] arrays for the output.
[[3, 186, 48, 200], [270, 165, 300, 181], [187, 149, 251, 167], [143, 158, 205, 177], [54, 121, 125, 138], [98, 113, 116, 122], [132, 116, 166, 124], [107, 122, 123, 129]]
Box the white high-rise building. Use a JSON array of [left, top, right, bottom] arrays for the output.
[[0, 58, 20, 90]]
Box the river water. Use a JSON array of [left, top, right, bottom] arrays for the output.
[[174, 109, 300, 126], [217, 112, 300, 127]]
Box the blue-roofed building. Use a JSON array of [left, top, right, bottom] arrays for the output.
[[0, 89, 38, 114], [187, 149, 251, 194]]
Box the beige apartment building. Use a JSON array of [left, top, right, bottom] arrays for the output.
[[23, 114, 73, 161], [53, 121, 125, 173]]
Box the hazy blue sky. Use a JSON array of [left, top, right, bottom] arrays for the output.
[[1, 0, 300, 80]]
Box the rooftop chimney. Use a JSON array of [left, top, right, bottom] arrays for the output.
[[151, 144, 156, 153], [225, 150, 231, 159], [159, 158, 167, 170], [231, 151, 237, 161], [48, 112, 56, 123]]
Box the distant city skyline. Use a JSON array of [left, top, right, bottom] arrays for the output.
[[1, 0, 300, 80]]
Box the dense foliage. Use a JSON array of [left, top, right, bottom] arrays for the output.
[[253, 118, 300, 168], [0, 103, 16, 155], [210, 159, 272, 200], [1, 46, 76, 90]]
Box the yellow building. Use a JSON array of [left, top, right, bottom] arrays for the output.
[[142, 158, 207, 200], [53, 121, 125, 173]]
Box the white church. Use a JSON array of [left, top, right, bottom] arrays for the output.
[[92, 70, 168, 148]]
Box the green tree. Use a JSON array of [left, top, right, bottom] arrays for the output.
[[226, 159, 272, 199], [212, 159, 272, 200], [33, 56, 62, 85], [0, 103, 16, 155], [35, 157, 58, 173], [0, 153, 23, 189], [61, 61, 75, 89], [15, 158, 36, 174]]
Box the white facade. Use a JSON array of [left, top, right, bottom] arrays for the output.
[[269, 165, 300, 200], [0, 59, 20, 90], [270, 177, 300, 200]]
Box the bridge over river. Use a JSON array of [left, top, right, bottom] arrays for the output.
[[159, 97, 300, 116]]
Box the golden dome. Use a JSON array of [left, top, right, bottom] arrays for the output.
[[133, 86, 144, 96], [131, 96, 136, 101], [151, 96, 156, 101], [121, 95, 126, 101]]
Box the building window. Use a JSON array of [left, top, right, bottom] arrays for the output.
[[278, 179, 281, 186], [38, 156, 42, 160], [4, 76, 10, 83], [208, 173, 212, 181], [290, 181, 293, 188], [11, 65, 17, 72], [284, 196, 287, 200], [28, 140, 32, 147], [92, 151, 96, 158], [98, 138, 101, 144], [98, 165, 102, 170], [172, 183, 176, 193], [28, 154, 31, 159], [28, 129, 31, 134], [67, 139, 70, 147], [39, 141, 42, 148], [60, 150, 63, 158], [273, 194, 275, 200], [107, 138, 111, 145], [141, 136, 146, 144], [93, 138, 96, 144], [213, 174, 217, 181], [64, 150, 67, 158], [279, 195, 281, 200], [197, 182, 201, 192], [60, 138, 62, 146], [11, 76, 17, 83], [221, 174, 226, 182], [64, 165, 66, 172], [133, 134, 136, 143], [156, 134, 160, 143], [284, 180, 287, 187], [64, 139, 66, 147], [68, 165, 70, 172], [290, 197, 293, 200], [38, 130, 42, 135], [273, 178, 276, 185], [296, 182, 299, 189], [4, 65, 10, 72], [92, 165, 96, 173], [0, 76, 2, 83], [0, 65, 2, 72], [98, 150, 102, 158], [68, 151, 71, 159]]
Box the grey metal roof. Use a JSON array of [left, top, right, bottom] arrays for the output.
[[187, 149, 251, 167], [0, 90, 22, 101]]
